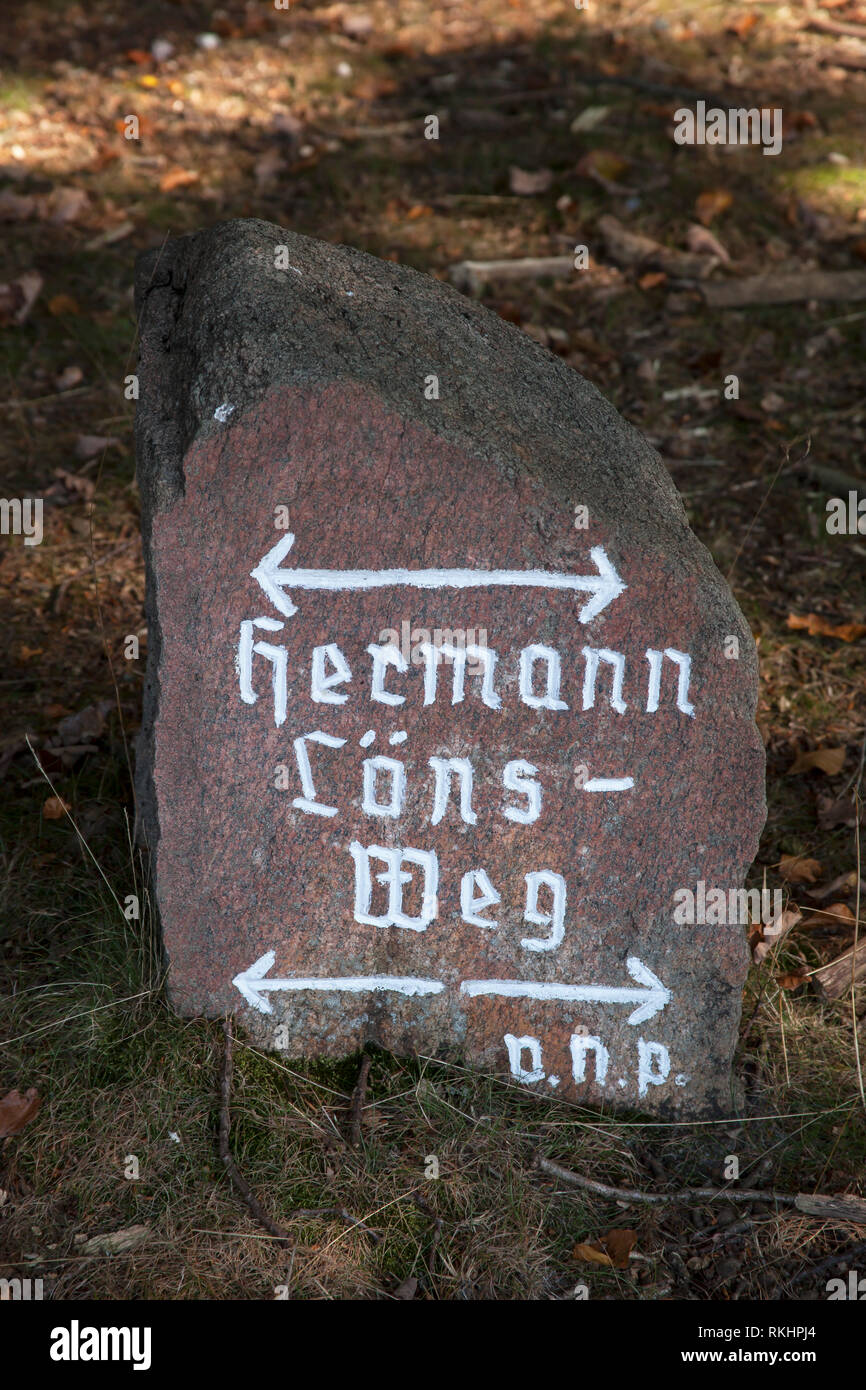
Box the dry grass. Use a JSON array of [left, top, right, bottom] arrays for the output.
[[1, 801, 863, 1299]]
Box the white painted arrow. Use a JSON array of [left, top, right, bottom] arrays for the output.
[[459, 956, 670, 1026], [251, 533, 625, 624], [234, 953, 669, 1024], [233, 951, 445, 1015]]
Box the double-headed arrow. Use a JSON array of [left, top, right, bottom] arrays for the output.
[[233, 952, 670, 1025], [251, 533, 625, 624]]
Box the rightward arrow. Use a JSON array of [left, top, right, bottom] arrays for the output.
[[233, 951, 445, 1015], [251, 533, 626, 624], [459, 957, 671, 1026]]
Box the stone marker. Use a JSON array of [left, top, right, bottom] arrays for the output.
[[134, 219, 765, 1116]]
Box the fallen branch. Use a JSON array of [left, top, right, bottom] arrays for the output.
[[219, 1018, 380, 1245], [597, 215, 717, 279], [822, 49, 866, 70], [449, 256, 576, 294], [220, 1017, 293, 1247], [804, 6, 866, 39], [702, 270, 866, 309], [315, 120, 421, 140], [534, 1155, 866, 1223], [812, 936, 866, 1000], [772, 1238, 866, 1299], [348, 1051, 372, 1148], [794, 1192, 866, 1224], [414, 1194, 444, 1280], [476, 73, 731, 104]]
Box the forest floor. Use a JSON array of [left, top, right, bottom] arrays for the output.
[[0, 0, 865, 1299]]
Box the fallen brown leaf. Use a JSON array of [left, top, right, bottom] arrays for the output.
[[778, 855, 823, 884], [752, 906, 802, 963], [159, 167, 200, 193], [777, 969, 809, 990], [573, 1241, 614, 1267], [90, 145, 121, 173], [0, 1087, 40, 1138], [695, 189, 733, 226], [47, 294, 80, 316], [800, 902, 856, 931], [787, 613, 866, 642], [601, 1227, 637, 1268], [727, 11, 760, 38], [576, 149, 630, 185], [42, 796, 70, 820], [785, 111, 819, 132], [351, 76, 397, 101], [787, 746, 847, 776], [638, 270, 667, 290]]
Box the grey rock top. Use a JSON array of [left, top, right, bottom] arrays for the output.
[[135, 218, 687, 528]]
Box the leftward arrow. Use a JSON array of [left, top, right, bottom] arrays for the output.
[[251, 533, 626, 624], [233, 951, 445, 1015], [459, 957, 671, 1026]]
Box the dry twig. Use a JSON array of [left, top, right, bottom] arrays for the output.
[[220, 1017, 293, 1247], [772, 1239, 866, 1299], [348, 1052, 372, 1148], [219, 1018, 381, 1245], [534, 1155, 866, 1224], [702, 271, 866, 309]]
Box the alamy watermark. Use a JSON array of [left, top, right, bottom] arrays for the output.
[[49, 1322, 151, 1370], [378, 621, 489, 678], [826, 491, 865, 535], [673, 881, 782, 926], [0, 1276, 43, 1300], [0, 497, 42, 546], [826, 1269, 865, 1299], [674, 101, 782, 157]]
